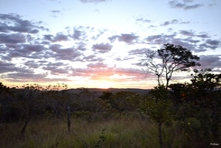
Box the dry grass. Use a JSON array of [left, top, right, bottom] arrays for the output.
[[0, 117, 189, 148]]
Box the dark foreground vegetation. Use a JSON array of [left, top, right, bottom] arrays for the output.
[[0, 69, 221, 148], [0, 44, 221, 148]]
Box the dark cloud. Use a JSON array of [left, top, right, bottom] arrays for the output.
[[22, 44, 45, 52], [143, 30, 219, 53], [24, 60, 41, 69], [180, 30, 211, 39], [42, 62, 71, 75], [44, 33, 69, 42], [180, 30, 194, 36], [199, 39, 221, 50], [71, 26, 107, 42], [146, 35, 162, 41], [0, 60, 48, 82], [0, 61, 17, 73], [119, 34, 139, 44], [169, 0, 203, 10], [0, 13, 47, 33], [200, 55, 221, 70], [6, 72, 47, 81], [183, 37, 200, 44], [108, 33, 139, 44], [71, 26, 94, 42], [146, 33, 176, 44], [197, 32, 210, 38], [73, 29, 82, 40], [144, 32, 204, 52], [92, 43, 112, 53], [128, 48, 147, 55], [44, 34, 54, 41], [206, 39, 220, 46], [169, 38, 198, 51], [50, 45, 82, 61], [0, 33, 26, 44], [1, 43, 46, 60], [54, 33, 69, 42], [49, 44, 62, 50], [0, 13, 53, 62]]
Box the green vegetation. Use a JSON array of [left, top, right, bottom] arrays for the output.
[[1, 44, 221, 148]]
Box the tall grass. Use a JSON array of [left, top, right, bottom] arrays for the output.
[[0, 117, 192, 148]]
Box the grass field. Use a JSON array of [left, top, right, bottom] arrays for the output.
[[0, 116, 191, 148]]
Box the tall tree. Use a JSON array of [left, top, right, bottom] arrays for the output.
[[140, 43, 200, 88]]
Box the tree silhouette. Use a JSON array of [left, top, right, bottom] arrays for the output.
[[140, 43, 200, 88]]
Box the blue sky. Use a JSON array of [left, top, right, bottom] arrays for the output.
[[0, 0, 221, 89]]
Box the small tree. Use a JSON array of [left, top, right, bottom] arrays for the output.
[[139, 86, 173, 148], [140, 43, 200, 88]]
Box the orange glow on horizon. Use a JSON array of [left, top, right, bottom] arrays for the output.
[[1, 79, 154, 90], [91, 80, 114, 89]]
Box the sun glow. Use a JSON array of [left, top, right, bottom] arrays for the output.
[[96, 80, 114, 89]]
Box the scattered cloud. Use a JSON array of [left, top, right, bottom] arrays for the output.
[[92, 43, 112, 53], [82, 55, 104, 62], [6, 72, 47, 81], [87, 62, 108, 69], [145, 33, 176, 45], [54, 33, 69, 42], [0, 13, 48, 33], [119, 34, 139, 44], [73, 28, 82, 40], [200, 39, 221, 50], [180, 30, 211, 39], [50, 45, 82, 61], [0, 33, 26, 44], [180, 30, 194, 36], [0, 10, 220, 87], [44, 33, 69, 42], [51, 10, 61, 13], [0, 61, 18, 73], [136, 17, 151, 23], [184, 4, 203, 10], [128, 48, 147, 55], [42, 62, 71, 75], [79, 0, 109, 4], [169, 0, 203, 10], [161, 19, 190, 26], [109, 33, 139, 44], [200, 55, 221, 70]]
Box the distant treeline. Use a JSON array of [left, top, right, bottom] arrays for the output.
[[0, 70, 221, 148]]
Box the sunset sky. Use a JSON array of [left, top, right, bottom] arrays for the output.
[[0, 0, 221, 89]]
